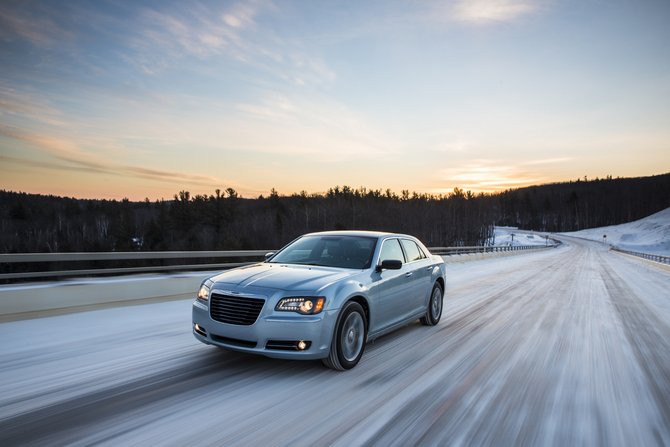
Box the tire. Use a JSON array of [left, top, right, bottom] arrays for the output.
[[322, 301, 367, 370], [420, 283, 443, 326]]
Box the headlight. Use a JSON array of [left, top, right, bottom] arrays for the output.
[[197, 284, 210, 301], [275, 297, 325, 315]]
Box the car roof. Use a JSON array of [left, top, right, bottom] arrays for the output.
[[302, 230, 415, 240]]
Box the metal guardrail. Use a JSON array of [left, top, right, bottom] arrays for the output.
[[0, 250, 269, 263], [0, 250, 271, 281], [611, 247, 670, 265], [0, 242, 560, 281], [429, 244, 558, 256], [0, 263, 256, 280]]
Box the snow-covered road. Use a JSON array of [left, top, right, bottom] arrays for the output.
[[1, 236, 669, 446]]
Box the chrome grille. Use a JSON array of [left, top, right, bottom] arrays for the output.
[[209, 293, 265, 325]]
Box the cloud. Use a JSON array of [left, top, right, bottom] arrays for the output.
[[236, 94, 298, 120], [0, 84, 66, 126], [128, 1, 337, 87], [124, 166, 221, 184], [0, 123, 83, 158], [443, 0, 541, 25], [438, 161, 545, 192], [0, 124, 238, 188], [0, 1, 73, 47], [0, 155, 109, 175], [230, 91, 398, 160], [522, 157, 573, 166], [222, 2, 259, 29], [136, 1, 267, 61]]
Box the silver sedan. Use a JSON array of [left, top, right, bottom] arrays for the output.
[[192, 231, 447, 370]]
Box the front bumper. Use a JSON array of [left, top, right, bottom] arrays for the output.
[[192, 300, 337, 360]]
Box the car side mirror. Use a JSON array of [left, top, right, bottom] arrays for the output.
[[376, 259, 403, 272], [265, 252, 275, 260]]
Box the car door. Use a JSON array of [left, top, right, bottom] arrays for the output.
[[373, 238, 415, 332], [400, 238, 434, 315]]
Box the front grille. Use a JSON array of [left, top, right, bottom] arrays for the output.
[[210, 293, 265, 325]]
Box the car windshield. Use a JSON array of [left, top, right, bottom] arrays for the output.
[[268, 235, 378, 269]]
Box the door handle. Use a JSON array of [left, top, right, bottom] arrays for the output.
[[405, 272, 413, 277], [426, 266, 433, 271]]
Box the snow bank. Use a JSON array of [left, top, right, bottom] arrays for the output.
[[493, 228, 552, 247], [561, 206, 670, 256]]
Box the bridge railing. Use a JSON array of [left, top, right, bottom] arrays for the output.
[[0, 243, 560, 282], [611, 247, 670, 265]]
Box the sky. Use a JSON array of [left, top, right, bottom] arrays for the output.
[[1, 0, 669, 201]]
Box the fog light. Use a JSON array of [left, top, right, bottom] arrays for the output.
[[297, 341, 307, 351], [194, 324, 207, 336]]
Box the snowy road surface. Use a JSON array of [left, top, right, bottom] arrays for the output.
[[1, 236, 669, 446]]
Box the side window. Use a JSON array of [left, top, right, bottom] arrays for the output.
[[401, 239, 422, 262], [379, 239, 405, 264], [416, 243, 427, 259]]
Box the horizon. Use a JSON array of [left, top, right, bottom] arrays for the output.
[[3, 171, 668, 202], [1, 0, 669, 201]]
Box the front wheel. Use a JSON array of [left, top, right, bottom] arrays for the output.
[[420, 283, 443, 326], [322, 301, 367, 370]]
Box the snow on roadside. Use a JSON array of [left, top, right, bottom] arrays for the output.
[[561, 206, 670, 256], [493, 227, 552, 247]]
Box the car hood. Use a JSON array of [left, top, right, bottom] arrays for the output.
[[210, 263, 360, 292]]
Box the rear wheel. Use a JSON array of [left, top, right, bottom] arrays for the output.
[[420, 283, 443, 326], [322, 301, 367, 370]]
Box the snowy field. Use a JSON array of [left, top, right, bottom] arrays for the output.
[[561, 206, 670, 256], [493, 227, 552, 247]]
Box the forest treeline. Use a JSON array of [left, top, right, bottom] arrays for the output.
[[1, 173, 669, 254], [496, 173, 670, 232]]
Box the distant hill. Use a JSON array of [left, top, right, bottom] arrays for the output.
[[492, 173, 670, 232], [563, 206, 670, 256]]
